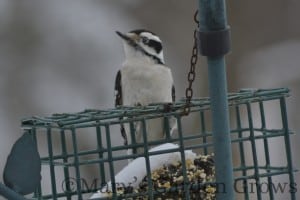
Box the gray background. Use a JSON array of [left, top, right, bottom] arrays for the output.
[[0, 0, 299, 199]]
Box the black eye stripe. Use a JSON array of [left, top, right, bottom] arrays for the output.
[[147, 39, 162, 53], [142, 37, 149, 44]]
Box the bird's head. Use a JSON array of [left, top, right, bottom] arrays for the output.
[[116, 29, 164, 64]]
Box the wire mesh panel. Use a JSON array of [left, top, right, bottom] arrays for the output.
[[21, 88, 296, 200]]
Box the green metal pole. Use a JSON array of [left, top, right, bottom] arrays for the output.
[[197, 0, 235, 199]]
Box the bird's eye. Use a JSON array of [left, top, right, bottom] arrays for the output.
[[141, 37, 149, 44]]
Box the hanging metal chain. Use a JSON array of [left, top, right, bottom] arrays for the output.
[[182, 10, 199, 115]]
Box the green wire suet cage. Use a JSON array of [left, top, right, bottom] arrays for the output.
[[0, 0, 297, 200], [2, 88, 296, 200]]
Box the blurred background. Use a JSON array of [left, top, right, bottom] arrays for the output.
[[0, 0, 299, 199]]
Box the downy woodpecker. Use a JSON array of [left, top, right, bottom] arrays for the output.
[[115, 29, 176, 156]]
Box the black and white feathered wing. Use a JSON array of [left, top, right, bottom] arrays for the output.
[[114, 70, 128, 145]]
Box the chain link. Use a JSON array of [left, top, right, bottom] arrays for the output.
[[182, 10, 199, 115]]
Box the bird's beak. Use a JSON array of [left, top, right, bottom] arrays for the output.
[[116, 31, 139, 43], [116, 31, 129, 41]]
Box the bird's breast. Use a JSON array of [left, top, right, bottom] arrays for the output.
[[121, 63, 174, 106]]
